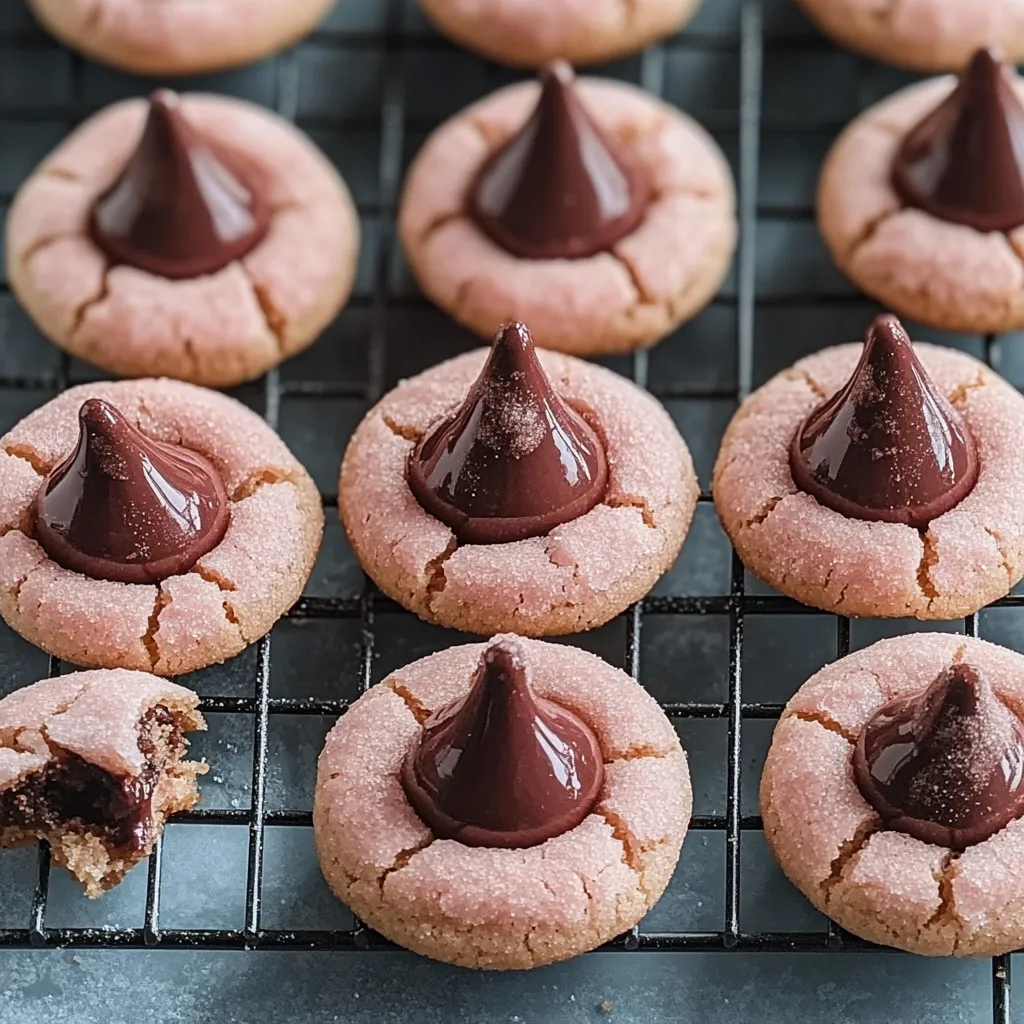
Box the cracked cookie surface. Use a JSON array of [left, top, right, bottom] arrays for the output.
[[398, 76, 735, 356], [415, 0, 703, 68], [0, 379, 323, 676], [713, 341, 1024, 619], [339, 347, 698, 635], [28, 0, 335, 75], [794, 0, 1024, 72], [5, 93, 359, 388], [819, 76, 1024, 332], [313, 636, 691, 969], [761, 633, 1024, 956]]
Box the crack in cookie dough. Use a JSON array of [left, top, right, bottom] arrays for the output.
[[786, 367, 827, 401], [606, 494, 657, 529], [377, 837, 437, 893], [842, 206, 901, 266], [68, 264, 111, 343], [984, 527, 1015, 586], [424, 539, 459, 610], [141, 589, 169, 672], [0, 445, 46, 476], [821, 819, 882, 903], [380, 412, 424, 444], [241, 265, 287, 358], [230, 466, 301, 503], [947, 370, 988, 409], [384, 680, 430, 726], [742, 494, 788, 529], [917, 530, 940, 605], [193, 565, 237, 593], [791, 709, 857, 745]]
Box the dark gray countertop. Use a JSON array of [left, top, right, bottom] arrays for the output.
[[1, 0, 1022, 1020]]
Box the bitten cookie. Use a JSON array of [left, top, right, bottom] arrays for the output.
[[0, 379, 323, 676], [0, 669, 206, 897], [6, 90, 359, 388], [818, 50, 1024, 334], [762, 633, 1024, 956], [28, 0, 336, 76], [714, 315, 1024, 620], [415, 0, 704, 68], [340, 321, 698, 636], [794, 0, 1024, 72], [398, 62, 735, 357], [314, 634, 691, 969]]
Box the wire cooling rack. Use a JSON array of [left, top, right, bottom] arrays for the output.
[[0, 0, 1016, 1020]]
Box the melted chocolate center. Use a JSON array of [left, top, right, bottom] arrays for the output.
[[470, 61, 650, 260], [407, 321, 608, 544], [34, 398, 230, 584], [401, 637, 604, 848], [90, 89, 270, 279], [789, 314, 978, 529], [854, 664, 1024, 849], [893, 47, 1024, 232], [0, 707, 184, 853]]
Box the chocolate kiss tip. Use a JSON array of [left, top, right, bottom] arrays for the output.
[[854, 663, 1024, 849], [406, 320, 608, 544], [34, 398, 229, 585], [400, 636, 604, 849], [89, 89, 269, 280], [789, 314, 978, 529], [893, 46, 1024, 232], [469, 58, 649, 260]]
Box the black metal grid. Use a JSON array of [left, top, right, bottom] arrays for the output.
[[0, 1, 1013, 1019]]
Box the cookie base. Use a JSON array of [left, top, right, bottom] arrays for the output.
[[313, 637, 691, 969]]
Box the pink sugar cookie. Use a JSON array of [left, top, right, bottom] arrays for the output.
[[819, 75, 1024, 333], [415, 0, 704, 68], [398, 76, 735, 357], [28, 0, 335, 75], [0, 668, 206, 897], [313, 635, 691, 969], [761, 633, 1024, 956], [6, 94, 359, 388], [0, 379, 323, 676], [339, 346, 698, 636], [795, 0, 1024, 72], [713, 340, 1024, 619]]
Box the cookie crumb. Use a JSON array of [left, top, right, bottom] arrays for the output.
[[599, 1000, 614, 1014]]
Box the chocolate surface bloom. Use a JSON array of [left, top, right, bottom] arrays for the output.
[[893, 48, 1024, 232], [90, 90, 270, 279], [407, 321, 608, 544], [401, 637, 604, 848], [854, 664, 1024, 849], [34, 398, 229, 584], [470, 61, 650, 260], [789, 314, 978, 529]]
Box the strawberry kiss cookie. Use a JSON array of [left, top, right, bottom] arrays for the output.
[[398, 61, 735, 357], [0, 380, 322, 676], [314, 634, 691, 968], [714, 315, 1024, 619], [0, 669, 206, 897], [339, 320, 698, 636], [762, 633, 1024, 955], [28, 0, 336, 76], [415, 0, 705, 69], [819, 50, 1024, 334], [7, 90, 359, 388]]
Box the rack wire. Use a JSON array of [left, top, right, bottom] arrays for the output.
[[0, 1, 1013, 1019]]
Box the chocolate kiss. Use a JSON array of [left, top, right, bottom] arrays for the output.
[[401, 637, 605, 848], [789, 315, 978, 529], [470, 60, 650, 259], [407, 321, 608, 544], [90, 90, 270, 279], [34, 399, 230, 584], [893, 48, 1024, 232], [854, 664, 1024, 849]]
